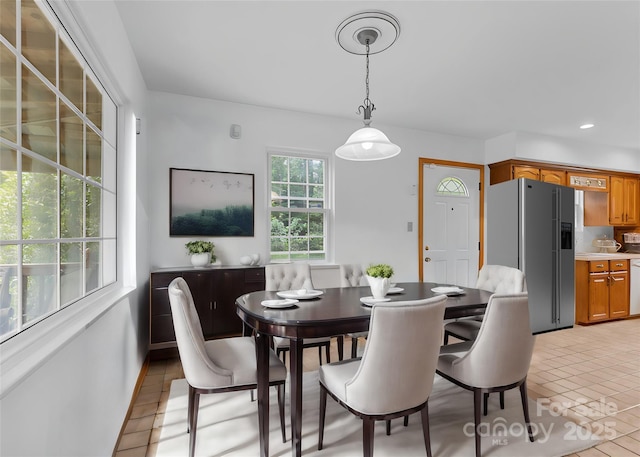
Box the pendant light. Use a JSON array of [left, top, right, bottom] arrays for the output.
[[335, 11, 401, 161]]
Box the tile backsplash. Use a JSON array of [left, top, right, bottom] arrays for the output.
[[575, 226, 614, 253]]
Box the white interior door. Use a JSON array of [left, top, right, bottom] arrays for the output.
[[422, 164, 480, 286]]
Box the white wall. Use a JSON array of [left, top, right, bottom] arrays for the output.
[[146, 91, 484, 281], [0, 1, 150, 455]]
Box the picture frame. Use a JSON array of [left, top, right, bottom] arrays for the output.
[[169, 168, 255, 237]]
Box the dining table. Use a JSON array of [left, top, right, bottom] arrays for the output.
[[235, 281, 493, 457]]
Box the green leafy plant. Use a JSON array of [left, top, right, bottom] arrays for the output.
[[185, 240, 215, 256], [366, 264, 394, 278]]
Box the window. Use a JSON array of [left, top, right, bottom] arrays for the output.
[[0, 0, 117, 342], [436, 176, 469, 197], [269, 152, 329, 262]]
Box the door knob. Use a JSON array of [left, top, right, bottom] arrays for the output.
[[425, 245, 430, 251], [424, 257, 431, 262]]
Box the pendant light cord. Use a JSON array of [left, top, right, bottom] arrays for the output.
[[358, 39, 375, 124]]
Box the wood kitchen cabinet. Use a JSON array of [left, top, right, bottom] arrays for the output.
[[609, 176, 639, 226], [575, 259, 629, 324], [490, 161, 566, 186], [149, 266, 265, 353]]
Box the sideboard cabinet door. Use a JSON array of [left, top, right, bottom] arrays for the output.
[[149, 266, 266, 352]]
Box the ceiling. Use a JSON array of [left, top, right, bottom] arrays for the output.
[[113, 1, 640, 151]]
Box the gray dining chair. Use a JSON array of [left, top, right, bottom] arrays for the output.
[[437, 292, 535, 457], [443, 264, 527, 344], [168, 277, 287, 457], [265, 263, 334, 364], [339, 264, 369, 358], [318, 295, 447, 457]]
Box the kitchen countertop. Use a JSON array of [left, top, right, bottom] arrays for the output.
[[575, 252, 640, 261]]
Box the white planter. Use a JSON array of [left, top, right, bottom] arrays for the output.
[[366, 275, 391, 299], [190, 253, 211, 268]]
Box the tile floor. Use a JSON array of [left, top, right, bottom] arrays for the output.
[[114, 318, 640, 457]]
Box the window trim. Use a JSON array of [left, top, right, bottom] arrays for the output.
[[0, 0, 119, 343], [266, 147, 334, 264]]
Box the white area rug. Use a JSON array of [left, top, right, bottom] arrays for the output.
[[157, 371, 600, 457]]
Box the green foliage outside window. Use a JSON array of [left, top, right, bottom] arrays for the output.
[[269, 154, 328, 261]]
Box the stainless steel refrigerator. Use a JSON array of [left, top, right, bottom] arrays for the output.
[[487, 178, 575, 334]]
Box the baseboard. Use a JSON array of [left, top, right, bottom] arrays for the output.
[[111, 354, 150, 456]]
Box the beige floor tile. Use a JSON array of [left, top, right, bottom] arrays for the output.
[[613, 434, 640, 453], [152, 413, 165, 430], [533, 370, 564, 382], [129, 403, 159, 420], [139, 383, 163, 396], [142, 374, 164, 387], [595, 439, 640, 457], [115, 446, 148, 457], [118, 430, 152, 451], [134, 390, 162, 406], [575, 446, 610, 456], [149, 427, 162, 445], [123, 415, 155, 434]]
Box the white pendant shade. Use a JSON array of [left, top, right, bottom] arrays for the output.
[[335, 127, 401, 161]]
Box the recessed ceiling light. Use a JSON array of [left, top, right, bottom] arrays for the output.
[[580, 123, 595, 129]]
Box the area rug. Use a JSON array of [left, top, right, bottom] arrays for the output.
[[157, 371, 600, 457]]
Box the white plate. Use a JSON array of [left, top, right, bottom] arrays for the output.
[[360, 296, 392, 306], [261, 299, 299, 308], [431, 286, 465, 296], [387, 287, 404, 294], [276, 289, 324, 300]]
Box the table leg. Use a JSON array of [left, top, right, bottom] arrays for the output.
[[290, 338, 303, 457], [256, 332, 270, 457]]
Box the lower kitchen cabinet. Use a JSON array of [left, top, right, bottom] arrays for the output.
[[575, 260, 629, 324], [149, 266, 265, 353]]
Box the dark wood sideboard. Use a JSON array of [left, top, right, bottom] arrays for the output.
[[149, 266, 265, 356]]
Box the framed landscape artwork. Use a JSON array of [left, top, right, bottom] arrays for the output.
[[170, 168, 255, 237]]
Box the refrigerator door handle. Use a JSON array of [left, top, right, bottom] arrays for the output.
[[552, 188, 561, 324]]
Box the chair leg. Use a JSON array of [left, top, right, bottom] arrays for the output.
[[500, 391, 505, 410], [443, 331, 450, 345], [351, 337, 358, 359], [187, 386, 195, 433], [421, 403, 433, 457], [363, 417, 375, 457], [250, 389, 255, 402], [337, 336, 344, 361], [386, 420, 391, 435], [483, 392, 489, 416], [277, 383, 286, 443], [325, 343, 331, 364], [473, 389, 482, 457], [404, 415, 409, 426], [318, 346, 323, 365], [189, 390, 200, 457], [520, 381, 535, 442], [318, 384, 327, 450]]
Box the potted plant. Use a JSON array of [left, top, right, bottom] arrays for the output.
[[366, 264, 394, 299], [185, 240, 215, 268]]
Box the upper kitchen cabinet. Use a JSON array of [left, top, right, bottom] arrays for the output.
[[490, 160, 640, 228], [609, 176, 639, 225], [489, 161, 566, 186], [540, 169, 567, 186]]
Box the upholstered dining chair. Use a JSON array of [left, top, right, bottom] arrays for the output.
[[318, 295, 447, 457], [168, 278, 287, 457], [436, 292, 535, 457], [265, 263, 334, 364], [339, 264, 370, 358], [443, 264, 527, 344]]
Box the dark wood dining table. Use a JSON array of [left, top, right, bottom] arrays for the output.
[[235, 282, 493, 457]]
